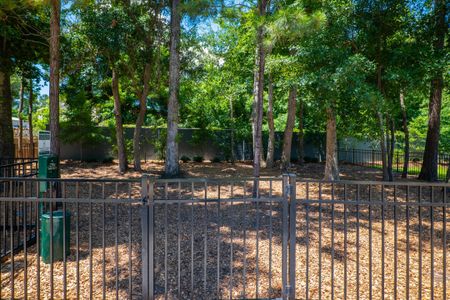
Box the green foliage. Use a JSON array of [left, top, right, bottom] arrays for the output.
[[193, 156, 204, 163], [211, 157, 221, 163], [180, 155, 191, 163]]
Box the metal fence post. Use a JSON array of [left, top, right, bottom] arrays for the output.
[[288, 174, 297, 300], [282, 173, 296, 299], [141, 175, 154, 300]]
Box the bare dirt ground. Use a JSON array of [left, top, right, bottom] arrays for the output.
[[1, 160, 449, 299]]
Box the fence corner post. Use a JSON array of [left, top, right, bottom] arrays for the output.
[[282, 173, 297, 299], [141, 175, 154, 300]]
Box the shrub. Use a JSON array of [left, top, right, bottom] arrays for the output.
[[304, 156, 319, 163], [211, 157, 221, 163], [102, 157, 114, 164], [193, 156, 204, 163], [180, 155, 191, 163]]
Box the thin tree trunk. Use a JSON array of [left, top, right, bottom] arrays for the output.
[[251, 0, 267, 196], [0, 69, 14, 159], [18, 78, 24, 157], [324, 106, 339, 180], [164, 0, 181, 177], [49, 0, 60, 157], [298, 96, 304, 165], [252, 0, 267, 185], [446, 160, 449, 183], [399, 91, 409, 178], [377, 112, 389, 180], [229, 96, 235, 164], [419, 0, 446, 182], [112, 68, 128, 173], [388, 117, 395, 181], [266, 75, 275, 168], [133, 63, 151, 171], [28, 77, 34, 157], [281, 87, 297, 170], [385, 115, 395, 181]]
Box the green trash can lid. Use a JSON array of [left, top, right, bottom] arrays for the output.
[[41, 210, 70, 219]]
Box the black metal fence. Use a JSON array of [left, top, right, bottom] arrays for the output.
[[0, 159, 38, 178], [1, 176, 450, 299], [338, 148, 450, 181]]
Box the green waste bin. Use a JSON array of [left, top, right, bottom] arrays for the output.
[[40, 210, 71, 264]]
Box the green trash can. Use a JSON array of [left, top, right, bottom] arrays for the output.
[[40, 210, 71, 264]]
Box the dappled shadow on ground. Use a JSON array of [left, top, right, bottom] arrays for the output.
[[1, 162, 449, 299]]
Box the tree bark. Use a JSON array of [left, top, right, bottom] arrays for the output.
[[133, 63, 151, 171], [386, 116, 395, 181], [49, 0, 60, 157], [399, 91, 409, 178], [446, 161, 450, 183], [18, 78, 24, 157], [164, 0, 181, 177], [112, 68, 128, 173], [0, 69, 14, 159], [298, 96, 305, 165], [28, 77, 34, 157], [324, 106, 339, 180], [281, 87, 297, 170], [419, 0, 446, 182], [266, 75, 275, 168], [377, 112, 389, 180], [229, 96, 235, 164], [252, 0, 267, 186]]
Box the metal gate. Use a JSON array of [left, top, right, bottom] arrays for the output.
[[141, 175, 295, 299]]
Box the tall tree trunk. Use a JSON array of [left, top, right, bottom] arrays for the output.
[[112, 68, 128, 173], [281, 87, 297, 170], [18, 78, 24, 157], [0, 69, 14, 159], [377, 112, 389, 180], [324, 106, 339, 180], [49, 0, 60, 157], [298, 96, 304, 165], [419, 0, 446, 181], [446, 162, 450, 183], [266, 75, 275, 168], [399, 91, 409, 178], [28, 77, 34, 157], [229, 96, 235, 164], [164, 0, 181, 177], [385, 115, 395, 181], [133, 63, 151, 171], [252, 0, 267, 189]]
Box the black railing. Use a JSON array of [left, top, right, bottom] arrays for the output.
[[0, 159, 38, 178], [338, 148, 450, 181], [1, 176, 450, 299]]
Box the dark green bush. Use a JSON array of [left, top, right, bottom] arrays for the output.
[[304, 156, 319, 163], [193, 156, 204, 163], [180, 155, 191, 163], [211, 157, 221, 163], [102, 157, 114, 164]]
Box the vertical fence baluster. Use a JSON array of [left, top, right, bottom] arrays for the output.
[[406, 185, 410, 299], [319, 182, 322, 300], [430, 186, 434, 300], [419, 186, 423, 300], [282, 175, 289, 299]]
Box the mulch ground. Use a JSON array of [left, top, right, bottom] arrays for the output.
[[1, 160, 449, 299]]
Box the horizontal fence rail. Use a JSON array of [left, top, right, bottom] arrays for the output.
[[0, 176, 449, 299]]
